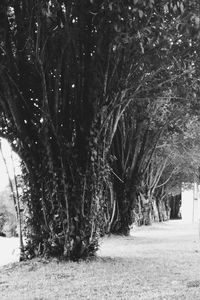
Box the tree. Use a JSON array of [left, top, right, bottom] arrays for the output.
[[103, 0, 200, 233], [1, 0, 153, 258], [0, 0, 200, 258], [0, 0, 118, 259]]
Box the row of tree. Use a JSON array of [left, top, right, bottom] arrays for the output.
[[0, 0, 200, 260]]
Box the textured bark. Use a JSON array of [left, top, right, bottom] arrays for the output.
[[110, 181, 131, 235]]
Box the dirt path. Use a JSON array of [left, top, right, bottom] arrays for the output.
[[98, 220, 200, 299], [1, 220, 200, 299], [99, 219, 200, 259]]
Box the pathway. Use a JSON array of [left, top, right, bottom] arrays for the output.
[[98, 220, 200, 299]]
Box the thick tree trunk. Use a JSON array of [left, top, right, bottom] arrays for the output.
[[152, 199, 160, 222], [110, 180, 135, 236], [142, 203, 153, 225], [156, 197, 170, 222], [22, 127, 106, 260]]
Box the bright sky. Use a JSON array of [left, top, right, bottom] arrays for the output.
[[0, 138, 21, 191]]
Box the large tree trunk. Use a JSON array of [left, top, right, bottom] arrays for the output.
[[22, 124, 106, 260], [109, 181, 129, 235], [110, 179, 137, 235]]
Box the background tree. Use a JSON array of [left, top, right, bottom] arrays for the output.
[[104, 0, 200, 234]]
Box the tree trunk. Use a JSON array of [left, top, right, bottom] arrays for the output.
[[169, 194, 181, 219], [22, 131, 106, 260], [152, 199, 159, 222], [110, 179, 136, 235]]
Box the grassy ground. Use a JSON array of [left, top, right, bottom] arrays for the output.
[[1, 220, 200, 299]]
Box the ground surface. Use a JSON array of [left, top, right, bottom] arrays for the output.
[[0, 237, 19, 267], [0, 220, 200, 299]]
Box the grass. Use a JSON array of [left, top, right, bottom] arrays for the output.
[[1, 220, 200, 299]]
